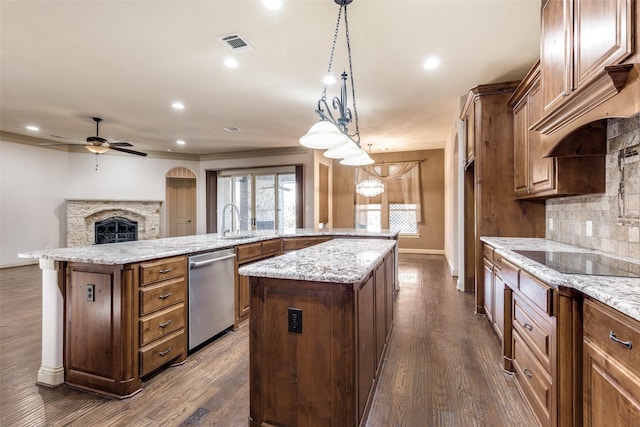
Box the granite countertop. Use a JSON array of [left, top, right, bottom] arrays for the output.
[[238, 238, 396, 284], [480, 237, 640, 322], [18, 228, 398, 265]]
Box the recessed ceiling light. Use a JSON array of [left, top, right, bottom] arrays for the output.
[[263, 0, 283, 10], [26, 125, 39, 131], [224, 58, 239, 68], [172, 101, 185, 110], [423, 57, 440, 70], [323, 74, 336, 85], [176, 139, 186, 145]]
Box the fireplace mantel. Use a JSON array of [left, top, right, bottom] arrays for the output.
[[66, 199, 162, 247]]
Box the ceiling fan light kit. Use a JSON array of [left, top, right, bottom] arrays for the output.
[[299, 0, 372, 166]]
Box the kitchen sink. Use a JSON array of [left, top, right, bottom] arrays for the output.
[[219, 233, 255, 240]]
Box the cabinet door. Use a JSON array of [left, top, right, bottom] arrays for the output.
[[574, 0, 633, 89], [527, 83, 555, 194], [493, 274, 505, 341], [483, 258, 494, 321], [237, 273, 250, 323], [541, 0, 573, 113], [513, 101, 529, 196], [583, 340, 640, 426], [357, 276, 375, 420], [374, 265, 386, 371], [465, 100, 476, 164]]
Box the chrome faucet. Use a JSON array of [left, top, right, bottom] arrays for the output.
[[221, 203, 241, 236]]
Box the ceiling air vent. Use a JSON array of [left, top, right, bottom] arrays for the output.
[[219, 34, 254, 52]]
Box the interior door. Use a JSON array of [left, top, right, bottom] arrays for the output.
[[167, 177, 196, 237]]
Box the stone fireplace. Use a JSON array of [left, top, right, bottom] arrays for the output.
[[66, 199, 162, 247]]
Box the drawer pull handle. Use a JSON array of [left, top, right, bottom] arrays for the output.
[[496, 257, 503, 262], [159, 268, 173, 274], [159, 319, 173, 329], [523, 368, 533, 378], [523, 323, 533, 332], [158, 292, 173, 300], [609, 331, 633, 350], [303, 241, 311, 245], [158, 346, 173, 357]]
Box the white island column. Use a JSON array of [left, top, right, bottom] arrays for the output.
[[37, 259, 64, 387]]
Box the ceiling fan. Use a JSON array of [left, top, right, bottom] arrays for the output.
[[41, 117, 148, 157]]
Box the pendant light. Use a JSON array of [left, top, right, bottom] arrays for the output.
[[299, 0, 369, 163]]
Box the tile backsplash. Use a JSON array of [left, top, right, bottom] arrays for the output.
[[546, 115, 640, 259]]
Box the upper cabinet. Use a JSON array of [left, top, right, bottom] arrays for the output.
[[510, 61, 606, 199], [535, 0, 635, 135]]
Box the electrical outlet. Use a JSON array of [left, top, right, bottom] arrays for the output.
[[586, 220, 593, 237], [288, 308, 302, 334], [548, 218, 554, 231], [86, 284, 95, 301]]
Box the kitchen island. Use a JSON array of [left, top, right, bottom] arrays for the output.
[[239, 238, 397, 427], [18, 229, 398, 397]]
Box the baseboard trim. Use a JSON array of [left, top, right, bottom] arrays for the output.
[[398, 248, 445, 255]]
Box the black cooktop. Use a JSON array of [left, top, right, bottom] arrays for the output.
[[513, 250, 640, 278]]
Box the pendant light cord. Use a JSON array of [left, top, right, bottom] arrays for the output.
[[344, 5, 360, 145], [321, 6, 344, 103]]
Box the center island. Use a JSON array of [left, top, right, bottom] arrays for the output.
[[239, 238, 397, 427]]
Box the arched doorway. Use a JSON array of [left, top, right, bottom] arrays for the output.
[[166, 167, 196, 237]]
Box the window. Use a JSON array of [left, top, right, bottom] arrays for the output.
[[215, 167, 298, 234], [355, 161, 421, 235]]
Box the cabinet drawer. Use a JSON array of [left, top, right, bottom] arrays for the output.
[[261, 239, 282, 256], [140, 256, 186, 285], [494, 255, 519, 288], [584, 299, 640, 372], [236, 242, 262, 262], [139, 277, 185, 316], [482, 243, 495, 262], [283, 236, 332, 251], [519, 271, 552, 314], [139, 303, 185, 346], [139, 330, 185, 376], [513, 330, 552, 427], [513, 293, 553, 373]]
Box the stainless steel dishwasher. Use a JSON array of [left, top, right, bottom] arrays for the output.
[[188, 248, 236, 350]]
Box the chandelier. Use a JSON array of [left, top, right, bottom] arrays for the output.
[[356, 178, 384, 197], [299, 0, 373, 166]]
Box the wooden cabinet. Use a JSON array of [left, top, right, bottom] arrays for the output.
[[510, 271, 557, 427], [464, 96, 476, 166], [461, 82, 545, 305], [583, 299, 640, 427], [282, 235, 332, 252], [234, 238, 282, 326], [247, 248, 394, 426], [483, 243, 516, 370], [510, 61, 606, 199], [64, 255, 187, 398], [137, 256, 187, 377], [536, 0, 635, 134]]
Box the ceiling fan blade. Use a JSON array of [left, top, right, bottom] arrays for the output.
[[108, 141, 134, 147], [50, 134, 86, 143], [110, 146, 148, 157]]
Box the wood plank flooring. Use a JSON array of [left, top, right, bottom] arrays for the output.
[[0, 255, 536, 426]]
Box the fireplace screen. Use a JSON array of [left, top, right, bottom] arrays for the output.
[[94, 217, 138, 244]]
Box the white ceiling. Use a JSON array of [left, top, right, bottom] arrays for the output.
[[0, 0, 541, 157]]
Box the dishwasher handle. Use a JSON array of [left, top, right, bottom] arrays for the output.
[[190, 253, 236, 269]]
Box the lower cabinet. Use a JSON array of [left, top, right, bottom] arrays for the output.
[[64, 255, 188, 398], [234, 239, 283, 326], [583, 298, 640, 427], [247, 252, 394, 426]]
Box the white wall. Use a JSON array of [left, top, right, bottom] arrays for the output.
[[1, 140, 316, 267]]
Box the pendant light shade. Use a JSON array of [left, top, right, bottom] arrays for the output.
[[340, 149, 374, 165], [323, 138, 363, 159], [299, 120, 349, 149]]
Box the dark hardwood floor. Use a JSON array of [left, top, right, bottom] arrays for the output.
[[0, 255, 536, 426]]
